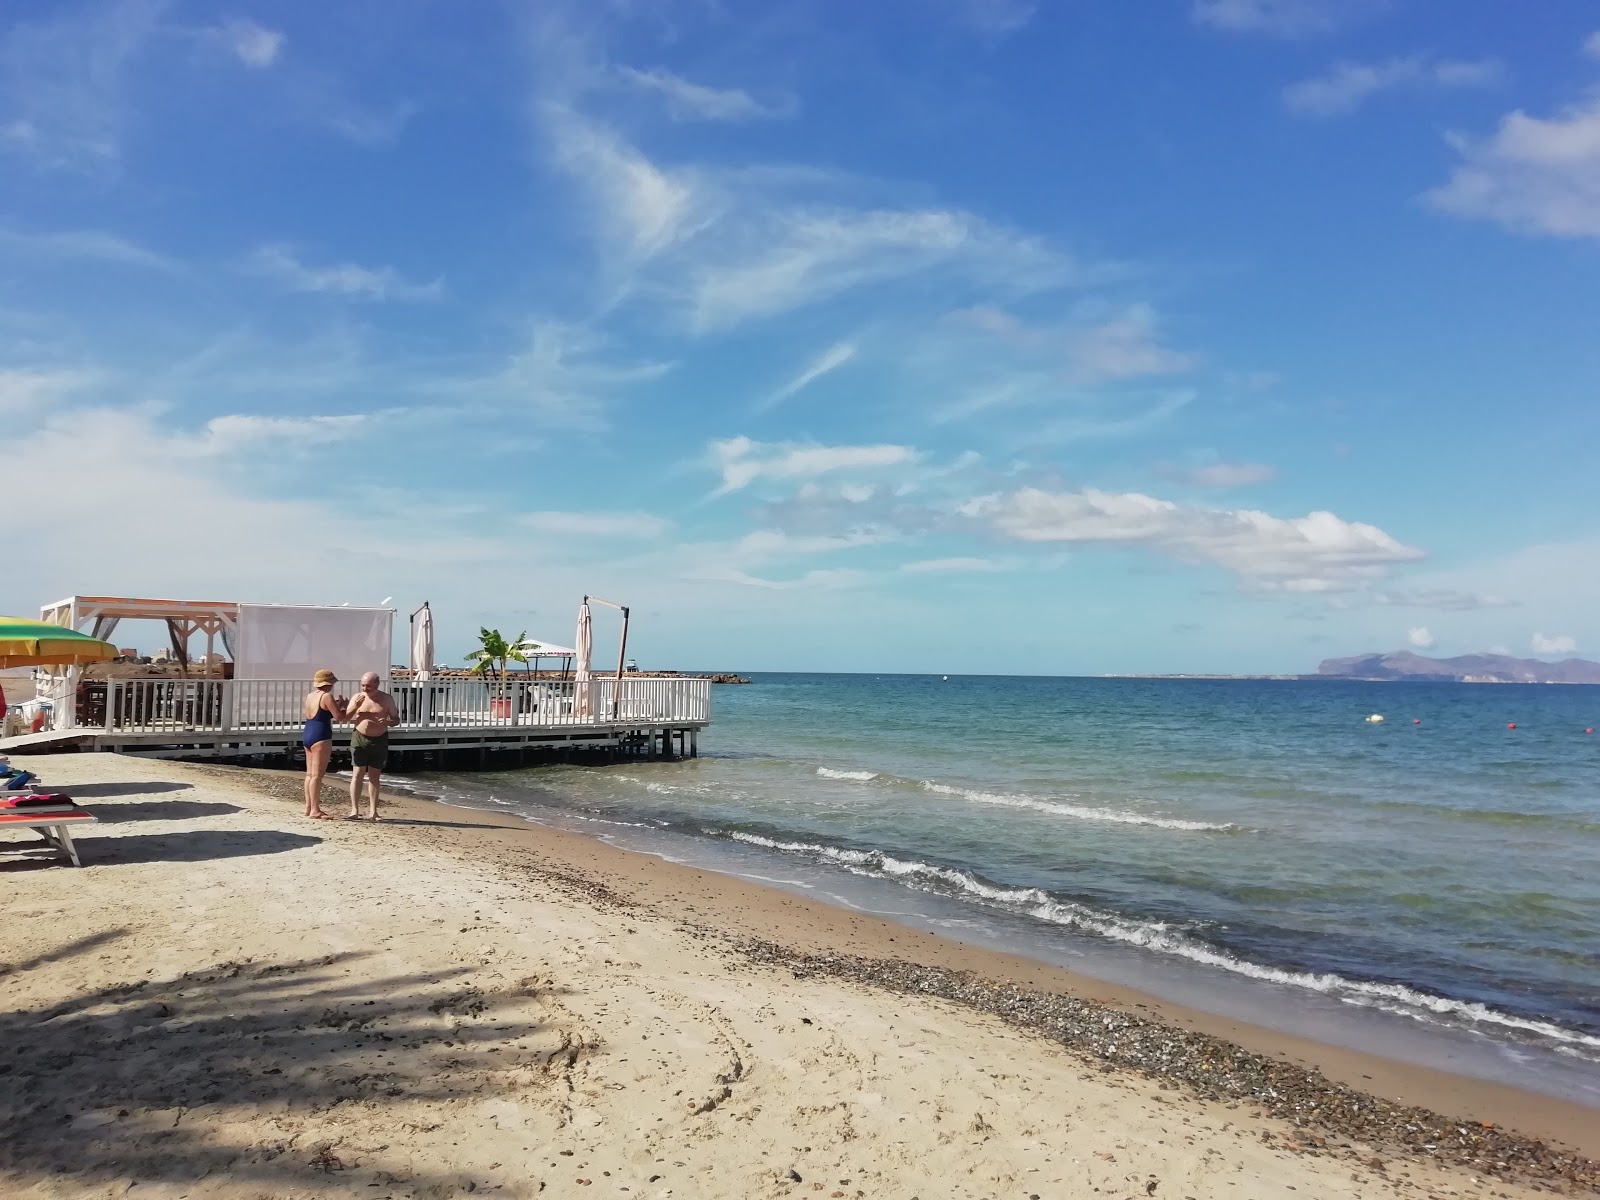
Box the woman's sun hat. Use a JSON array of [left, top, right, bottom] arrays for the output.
[[313, 668, 336, 687]]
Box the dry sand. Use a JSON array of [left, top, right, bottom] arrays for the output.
[[0, 752, 1594, 1200]]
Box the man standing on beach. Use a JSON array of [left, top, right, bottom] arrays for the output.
[[346, 672, 400, 820]]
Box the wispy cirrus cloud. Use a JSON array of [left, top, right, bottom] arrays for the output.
[[616, 66, 792, 122], [710, 436, 918, 495], [248, 245, 442, 300], [538, 82, 1076, 333], [936, 0, 1037, 35], [1284, 56, 1502, 118], [519, 510, 672, 538], [449, 320, 674, 431], [951, 303, 1196, 385], [759, 341, 857, 411], [1173, 461, 1281, 489], [210, 17, 283, 69], [901, 556, 1004, 573], [1192, 0, 1383, 37], [0, 0, 162, 168], [0, 224, 175, 270]]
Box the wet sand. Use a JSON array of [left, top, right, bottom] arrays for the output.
[[1, 752, 1594, 1199]]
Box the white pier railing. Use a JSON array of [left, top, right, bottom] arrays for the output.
[[87, 676, 712, 736]]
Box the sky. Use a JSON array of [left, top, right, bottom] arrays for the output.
[[3, 0, 1598, 675]]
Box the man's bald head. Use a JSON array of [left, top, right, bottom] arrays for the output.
[[361, 672, 380, 689]]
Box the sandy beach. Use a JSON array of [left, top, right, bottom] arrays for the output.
[[1, 753, 1595, 1200]]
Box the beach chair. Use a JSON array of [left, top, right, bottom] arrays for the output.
[[0, 793, 96, 867]]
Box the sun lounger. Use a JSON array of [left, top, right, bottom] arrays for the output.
[[0, 794, 95, 867]]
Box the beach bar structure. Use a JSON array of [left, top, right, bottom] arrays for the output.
[[4, 595, 710, 764]]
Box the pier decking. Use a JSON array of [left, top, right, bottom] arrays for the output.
[[3, 676, 712, 765]]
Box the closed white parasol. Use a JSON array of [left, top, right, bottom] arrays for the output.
[[573, 600, 593, 716], [411, 602, 435, 681]]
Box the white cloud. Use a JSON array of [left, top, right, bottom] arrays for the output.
[[616, 66, 789, 122], [1531, 632, 1578, 656], [1426, 91, 1600, 238], [1284, 56, 1501, 118], [1183, 462, 1280, 489], [761, 341, 856, 411], [1586, 31, 1600, 61], [544, 104, 705, 261], [0, 368, 97, 416], [901, 557, 1003, 573], [1407, 626, 1435, 649], [249, 245, 441, 300], [0, 225, 174, 269], [1066, 305, 1199, 383], [520, 510, 672, 538], [711, 436, 918, 495], [962, 487, 1423, 588], [182, 413, 366, 456], [1191, 0, 1376, 37], [217, 18, 284, 69]]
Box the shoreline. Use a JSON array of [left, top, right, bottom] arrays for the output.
[[212, 763, 1600, 1159], [4, 751, 1597, 1198]]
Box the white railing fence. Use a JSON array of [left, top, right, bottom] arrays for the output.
[[87, 676, 712, 736]]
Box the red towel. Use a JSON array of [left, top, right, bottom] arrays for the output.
[[0, 794, 75, 809]]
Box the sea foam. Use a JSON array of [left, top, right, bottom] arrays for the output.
[[710, 830, 1600, 1057], [919, 780, 1236, 832], [816, 767, 881, 781]]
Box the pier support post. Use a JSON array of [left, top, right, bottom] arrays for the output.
[[690, 730, 698, 758]]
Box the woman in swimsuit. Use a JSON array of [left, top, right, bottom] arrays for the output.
[[302, 669, 345, 819]]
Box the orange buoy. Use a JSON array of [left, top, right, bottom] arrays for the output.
[[1507, 722, 1517, 730]]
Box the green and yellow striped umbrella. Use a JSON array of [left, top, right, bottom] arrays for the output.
[[0, 617, 117, 668]]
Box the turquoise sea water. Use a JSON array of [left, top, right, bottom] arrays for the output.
[[409, 674, 1600, 1098]]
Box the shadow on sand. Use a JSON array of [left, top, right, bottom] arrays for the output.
[[0, 829, 320, 872], [89, 799, 246, 823], [0, 946, 581, 1196], [58, 781, 195, 798]]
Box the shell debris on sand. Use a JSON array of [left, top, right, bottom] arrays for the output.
[[732, 940, 1600, 1194]]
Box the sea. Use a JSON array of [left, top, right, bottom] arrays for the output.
[[394, 674, 1600, 1104]]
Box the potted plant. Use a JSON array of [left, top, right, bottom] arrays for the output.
[[468, 628, 528, 719]]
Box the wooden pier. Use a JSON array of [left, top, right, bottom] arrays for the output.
[[3, 676, 711, 768]]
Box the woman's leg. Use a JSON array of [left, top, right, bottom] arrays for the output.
[[306, 741, 332, 817]]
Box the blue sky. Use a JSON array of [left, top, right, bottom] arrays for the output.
[[4, 0, 1598, 674]]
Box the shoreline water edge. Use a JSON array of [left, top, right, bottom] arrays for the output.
[[6, 750, 1597, 1199]]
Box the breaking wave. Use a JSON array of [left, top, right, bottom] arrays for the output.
[[712, 830, 1600, 1058], [918, 781, 1238, 832]]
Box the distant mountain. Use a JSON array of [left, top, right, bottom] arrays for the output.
[[1316, 650, 1600, 684]]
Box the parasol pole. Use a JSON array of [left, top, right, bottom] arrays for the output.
[[584, 596, 630, 719]]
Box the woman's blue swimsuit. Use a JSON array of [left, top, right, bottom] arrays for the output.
[[303, 700, 334, 749]]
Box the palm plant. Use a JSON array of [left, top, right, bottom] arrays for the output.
[[467, 628, 529, 695]]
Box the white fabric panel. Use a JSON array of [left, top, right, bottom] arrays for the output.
[[234, 605, 393, 683], [233, 605, 393, 724]]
